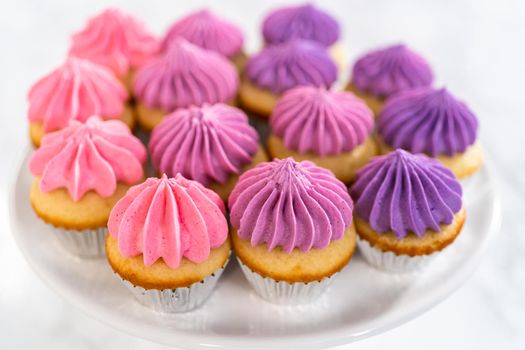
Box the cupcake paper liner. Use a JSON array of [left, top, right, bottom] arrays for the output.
[[357, 236, 439, 273], [237, 257, 333, 304], [50, 225, 107, 258], [122, 259, 229, 313]]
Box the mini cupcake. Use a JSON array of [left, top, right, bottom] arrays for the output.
[[27, 57, 132, 147], [106, 174, 231, 313], [377, 87, 483, 179], [229, 158, 356, 304], [29, 116, 147, 257], [350, 150, 466, 272], [134, 38, 239, 132], [346, 44, 433, 115], [268, 86, 377, 183], [149, 103, 267, 200], [161, 9, 246, 71], [262, 4, 344, 69], [240, 40, 337, 117], [69, 8, 158, 91]]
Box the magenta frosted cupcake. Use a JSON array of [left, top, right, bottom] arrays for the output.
[[377, 87, 483, 179], [350, 150, 465, 272], [161, 9, 245, 71], [133, 38, 239, 131], [27, 57, 132, 147], [262, 4, 344, 68], [69, 8, 158, 91], [346, 44, 434, 115], [239, 40, 338, 117], [268, 86, 376, 182], [229, 158, 356, 304], [149, 103, 267, 200]]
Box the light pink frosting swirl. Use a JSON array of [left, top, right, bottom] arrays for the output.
[[29, 116, 146, 201], [28, 57, 127, 132], [69, 8, 158, 77], [108, 174, 228, 269], [271, 87, 374, 155], [134, 38, 239, 112]]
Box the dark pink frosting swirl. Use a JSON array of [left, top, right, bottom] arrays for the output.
[[134, 38, 239, 112], [351, 44, 433, 98], [161, 9, 244, 58], [229, 158, 353, 252], [245, 40, 337, 94], [149, 104, 259, 186], [271, 86, 374, 156]]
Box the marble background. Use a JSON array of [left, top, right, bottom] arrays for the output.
[[0, 0, 524, 349]]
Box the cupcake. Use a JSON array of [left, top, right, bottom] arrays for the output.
[[377, 87, 483, 179], [262, 4, 344, 69], [268, 86, 377, 183], [106, 174, 231, 313], [69, 8, 158, 92], [161, 9, 246, 71], [229, 158, 356, 304], [240, 40, 337, 117], [29, 116, 147, 257], [27, 57, 132, 148], [134, 38, 239, 132], [350, 150, 466, 272], [149, 103, 267, 200], [346, 44, 433, 115]]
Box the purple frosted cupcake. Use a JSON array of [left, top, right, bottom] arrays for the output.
[[262, 4, 344, 68], [239, 40, 337, 117], [350, 149, 466, 272], [149, 103, 268, 200], [377, 87, 483, 179], [346, 44, 433, 115]]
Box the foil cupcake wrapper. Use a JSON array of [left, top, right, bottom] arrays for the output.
[[237, 257, 333, 304], [122, 259, 229, 313], [49, 225, 107, 258], [357, 236, 439, 273]]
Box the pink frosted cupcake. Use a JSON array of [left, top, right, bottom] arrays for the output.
[[69, 8, 158, 91], [29, 116, 147, 257], [149, 103, 267, 200], [106, 174, 231, 313], [268, 86, 377, 182], [161, 9, 246, 70], [27, 57, 132, 147], [133, 38, 239, 131]]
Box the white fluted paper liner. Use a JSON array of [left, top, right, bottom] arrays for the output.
[[122, 260, 229, 313], [49, 225, 107, 258], [237, 257, 333, 304], [357, 236, 439, 273]]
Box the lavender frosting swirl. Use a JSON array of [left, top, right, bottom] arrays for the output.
[[134, 38, 238, 112], [350, 149, 462, 239], [229, 158, 353, 252], [271, 86, 374, 156], [245, 40, 337, 94], [149, 104, 259, 186], [378, 87, 479, 156], [262, 4, 340, 46], [352, 44, 433, 98]]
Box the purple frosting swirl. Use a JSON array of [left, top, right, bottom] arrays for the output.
[[229, 158, 353, 252], [350, 149, 462, 239], [352, 44, 433, 98], [161, 9, 244, 58], [378, 87, 478, 156], [271, 86, 374, 156], [149, 103, 259, 186], [262, 4, 340, 46], [245, 40, 337, 94], [134, 38, 238, 112]]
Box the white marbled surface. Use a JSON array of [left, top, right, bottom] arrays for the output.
[[0, 0, 524, 349]]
